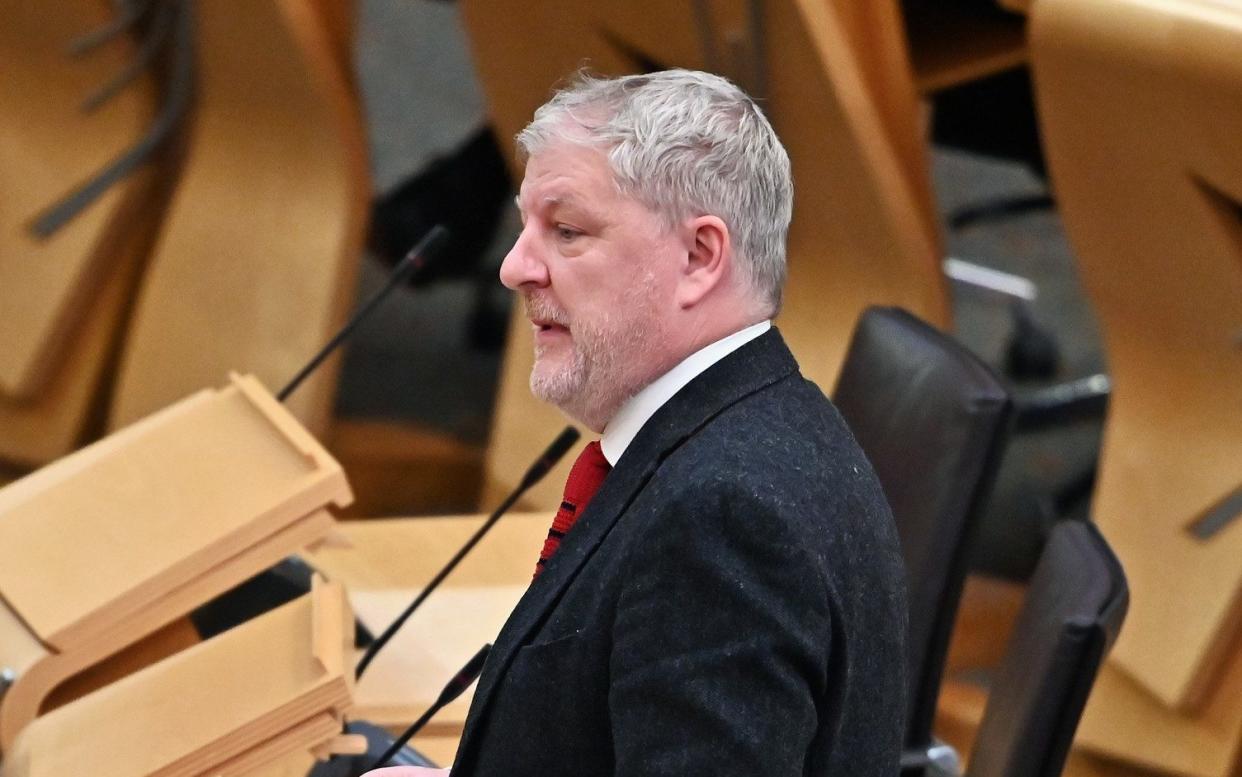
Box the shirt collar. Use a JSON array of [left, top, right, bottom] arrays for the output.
[[600, 320, 771, 466]]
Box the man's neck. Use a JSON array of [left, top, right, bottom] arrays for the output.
[[598, 320, 771, 465]]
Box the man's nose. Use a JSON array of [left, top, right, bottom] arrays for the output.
[[499, 227, 550, 290]]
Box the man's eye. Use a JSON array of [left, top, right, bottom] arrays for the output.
[[555, 225, 581, 241]]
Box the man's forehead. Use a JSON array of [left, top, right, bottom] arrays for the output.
[[515, 179, 601, 213]]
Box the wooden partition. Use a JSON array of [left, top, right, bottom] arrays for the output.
[[1032, 0, 1242, 773], [0, 375, 351, 752], [461, 0, 949, 508], [308, 512, 551, 765], [108, 0, 369, 439], [5, 581, 354, 777], [0, 0, 156, 401]]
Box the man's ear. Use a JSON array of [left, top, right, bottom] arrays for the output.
[[676, 215, 731, 308]]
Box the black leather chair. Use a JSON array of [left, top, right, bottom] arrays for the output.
[[963, 520, 1128, 777], [832, 306, 1014, 771]]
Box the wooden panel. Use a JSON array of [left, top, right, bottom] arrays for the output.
[[0, 509, 338, 752], [40, 617, 201, 714], [462, 0, 948, 508], [109, 0, 369, 438], [5, 582, 352, 777], [1032, 0, 1242, 713], [0, 0, 155, 399], [328, 420, 484, 518], [831, 0, 939, 241], [1078, 655, 1242, 777], [0, 171, 159, 467], [308, 512, 548, 590], [0, 597, 49, 683], [308, 513, 548, 749], [0, 374, 351, 649]]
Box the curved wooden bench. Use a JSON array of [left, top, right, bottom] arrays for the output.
[[108, 0, 369, 438], [0, 0, 156, 401], [0, 1, 161, 468], [461, 0, 948, 508], [1033, 0, 1242, 772]]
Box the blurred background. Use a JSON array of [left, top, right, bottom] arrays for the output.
[[1, 1, 1238, 775]]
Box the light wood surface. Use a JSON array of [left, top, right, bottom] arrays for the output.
[[1078, 655, 1242, 777], [308, 512, 551, 759], [0, 374, 351, 649], [462, 0, 949, 509], [40, 616, 201, 715], [108, 0, 369, 439], [0, 161, 170, 467], [1032, 0, 1242, 721], [0, 0, 156, 399], [328, 419, 484, 519], [4, 582, 353, 777]]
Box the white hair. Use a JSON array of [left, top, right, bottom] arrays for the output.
[[516, 69, 793, 313]]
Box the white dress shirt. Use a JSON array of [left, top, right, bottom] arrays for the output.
[[600, 320, 771, 466]]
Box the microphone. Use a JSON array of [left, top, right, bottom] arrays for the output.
[[278, 224, 450, 402], [354, 425, 580, 679], [364, 643, 493, 772], [190, 226, 449, 649]]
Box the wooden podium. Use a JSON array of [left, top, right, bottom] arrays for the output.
[[0, 374, 352, 754], [4, 580, 354, 777], [307, 513, 551, 765]]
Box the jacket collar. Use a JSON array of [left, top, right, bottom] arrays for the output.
[[456, 328, 799, 759]]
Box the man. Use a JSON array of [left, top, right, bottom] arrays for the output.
[[373, 68, 906, 776]]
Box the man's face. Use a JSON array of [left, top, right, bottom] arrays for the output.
[[500, 141, 685, 431]]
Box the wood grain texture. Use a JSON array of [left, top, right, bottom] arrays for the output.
[[4, 582, 352, 777], [462, 0, 948, 508], [328, 419, 484, 518], [108, 0, 369, 439], [0, 165, 160, 467], [0, 374, 351, 650], [307, 513, 550, 753], [0, 509, 337, 753], [1032, 0, 1242, 715], [0, 0, 156, 399]]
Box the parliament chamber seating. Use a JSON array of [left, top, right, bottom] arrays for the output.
[[831, 306, 1013, 773], [956, 520, 1128, 777]]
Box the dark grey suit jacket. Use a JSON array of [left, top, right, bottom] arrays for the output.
[[453, 329, 906, 776]]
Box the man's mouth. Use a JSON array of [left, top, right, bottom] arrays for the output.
[[532, 318, 569, 334]]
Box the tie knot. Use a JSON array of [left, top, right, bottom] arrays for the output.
[[563, 441, 611, 508]]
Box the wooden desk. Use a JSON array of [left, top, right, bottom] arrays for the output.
[[308, 512, 550, 764]]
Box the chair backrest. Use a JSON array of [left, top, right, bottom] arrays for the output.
[[831, 306, 1013, 752], [967, 520, 1128, 777]]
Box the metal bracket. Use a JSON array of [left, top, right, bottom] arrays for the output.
[[1188, 484, 1242, 541], [0, 667, 16, 702]]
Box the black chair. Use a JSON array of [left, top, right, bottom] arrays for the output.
[[832, 306, 1014, 771], [960, 520, 1128, 777]]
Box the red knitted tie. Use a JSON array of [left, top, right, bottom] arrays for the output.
[[533, 440, 611, 579]]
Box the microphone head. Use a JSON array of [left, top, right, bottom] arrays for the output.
[[521, 426, 581, 488], [397, 224, 451, 283]]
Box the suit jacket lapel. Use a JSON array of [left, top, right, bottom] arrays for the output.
[[457, 329, 800, 757]]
